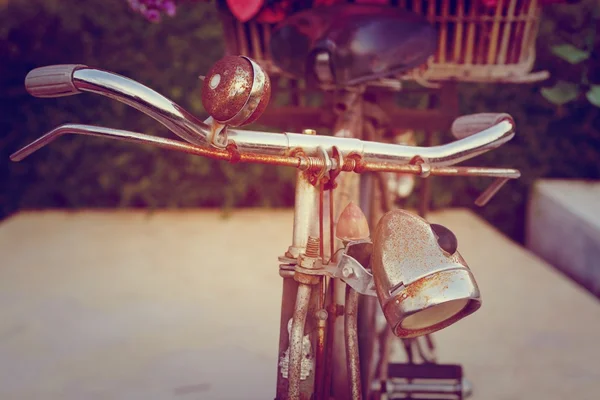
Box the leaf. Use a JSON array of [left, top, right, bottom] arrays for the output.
[[584, 29, 595, 50], [541, 81, 579, 105], [585, 85, 600, 107], [551, 44, 590, 64]]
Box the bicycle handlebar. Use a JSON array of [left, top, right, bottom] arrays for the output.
[[451, 113, 513, 140], [19, 65, 516, 165], [14, 63, 520, 204], [25, 64, 86, 98]]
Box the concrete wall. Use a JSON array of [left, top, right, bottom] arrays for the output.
[[527, 179, 600, 296]]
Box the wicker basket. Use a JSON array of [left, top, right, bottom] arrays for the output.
[[218, 0, 548, 84]]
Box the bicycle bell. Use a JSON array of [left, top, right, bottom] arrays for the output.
[[371, 209, 481, 338], [201, 55, 271, 146]]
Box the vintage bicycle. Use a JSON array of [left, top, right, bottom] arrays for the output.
[[11, 4, 523, 399]]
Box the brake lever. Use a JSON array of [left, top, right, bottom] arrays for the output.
[[10, 124, 223, 162], [475, 177, 513, 206]]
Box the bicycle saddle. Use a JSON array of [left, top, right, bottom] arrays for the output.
[[269, 4, 437, 86]]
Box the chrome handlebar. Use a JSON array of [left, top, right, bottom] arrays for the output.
[[12, 61, 520, 205]]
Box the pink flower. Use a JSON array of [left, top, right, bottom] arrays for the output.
[[127, 0, 178, 23]]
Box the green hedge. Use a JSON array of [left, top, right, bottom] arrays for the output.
[[2, 0, 599, 243]]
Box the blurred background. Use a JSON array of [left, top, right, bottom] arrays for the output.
[[1, 2, 600, 399], [1, 0, 599, 244]]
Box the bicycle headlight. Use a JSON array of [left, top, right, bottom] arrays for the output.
[[371, 210, 481, 338]]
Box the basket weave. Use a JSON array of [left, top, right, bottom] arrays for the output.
[[218, 0, 546, 83]]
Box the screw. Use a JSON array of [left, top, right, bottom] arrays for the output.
[[341, 265, 354, 278]]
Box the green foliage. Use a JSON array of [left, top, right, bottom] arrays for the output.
[[551, 44, 590, 65], [541, 81, 579, 105], [540, 0, 600, 107], [1, 0, 600, 244], [0, 0, 296, 217], [586, 85, 600, 106]]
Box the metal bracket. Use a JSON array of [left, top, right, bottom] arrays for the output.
[[289, 239, 376, 297], [307, 146, 334, 185], [330, 252, 376, 296], [326, 146, 343, 189], [204, 116, 229, 148], [279, 240, 376, 296]]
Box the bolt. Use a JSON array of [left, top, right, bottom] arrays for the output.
[[303, 129, 316, 135], [298, 253, 316, 269], [315, 309, 328, 321], [341, 265, 354, 278], [418, 161, 431, 178], [305, 236, 320, 258]]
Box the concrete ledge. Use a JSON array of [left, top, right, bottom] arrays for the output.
[[1, 209, 599, 399], [526, 179, 600, 296]]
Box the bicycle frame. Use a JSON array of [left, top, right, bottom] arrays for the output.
[[13, 59, 522, 400], [276, 167, 319, 398], [277, 159, 366, 400]]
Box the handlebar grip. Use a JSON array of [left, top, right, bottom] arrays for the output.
[[25, 65, 87, 98], [451, 113, 514, 139]]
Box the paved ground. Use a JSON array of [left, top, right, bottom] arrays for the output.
[[1, 209, 599, 399]]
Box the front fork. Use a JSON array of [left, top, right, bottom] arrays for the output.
[[275, 165, 363, 400], [276, 90, 366, 400], [275, 168, 319, 400]]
